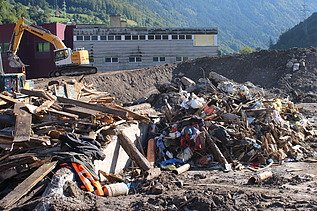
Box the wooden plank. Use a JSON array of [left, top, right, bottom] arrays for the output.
[[0, 93, 20, 104], [14, 112, 32, 143], [35, 100, 55, 114], [57, 96, 127, 118], [0, 156, 39, 171], [65, 84, 78, 99], [20, 89, 55, 101], [118, 131, 151, 171], [0, 161, 57, 209], [0, 135, 14, 144], [147, 139, 156, 167], [47, 108, 79, 119], [89, 97, 115, 104], [64, 106, 99, 118], [203, 128, 231, 171], [0, 160, 44, 184], [20, 89, 62, 110], [113, 104, 150, 123]]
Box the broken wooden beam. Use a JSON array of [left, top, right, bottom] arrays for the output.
[[118, 131, 152, 171], [147, 139, 156, 167], [0, 161, 57, 209], [203, 127, 231, 171], [57, 96, 128, 118], [0, 156, 39, 171], [0, 160, 44, 184], [20, 89, 56, 101], [63, 106, 99, 118], [0, 93, 20, 104], [47, 108, 79, 119], [112, 104, 150, 123], [13, 103, 32, 143]]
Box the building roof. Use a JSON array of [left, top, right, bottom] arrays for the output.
[[74, 25, 218, 36]]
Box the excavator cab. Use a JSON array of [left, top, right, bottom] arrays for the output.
[[54, 48, 72, 66]]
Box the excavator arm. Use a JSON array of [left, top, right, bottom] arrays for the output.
[[8, 17, 67, 68]]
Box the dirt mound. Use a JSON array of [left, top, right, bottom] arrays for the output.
[[34, 48, 317, 103], [173, 48, 317, 102]]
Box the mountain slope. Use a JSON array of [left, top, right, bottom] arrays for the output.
[[4, 0, 317, 53], [271, 12, 317, 49]]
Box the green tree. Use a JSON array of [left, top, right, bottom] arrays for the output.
[[62, 0, 67, 17], [0, 0, 17, 23], [240, 46, 255, 54]]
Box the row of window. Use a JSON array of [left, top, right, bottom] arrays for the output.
[[76, 34, 193, 41], [104, 56, 188, 63]]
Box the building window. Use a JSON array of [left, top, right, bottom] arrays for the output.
[[132, 35, 138, 40], [139, 35, 146, 40], [92, 36, 98, 41], [148, 35, 154, 40], [100, 36, 107, 40], [0, 43, 9, 52], [162, 35, 168, 40], [155, 35, 161, 40], [172, 35, 178, 40], [115, 35, 121, 40], [36, 42, 50, 52], [179, 35, 185, 40], [84, 36, 91, 41], [105, 57, 119, 63], [186, 35, 192, 39], [129, 56, 142, 63], [153, 57, 165, 62], [77, 36, 83, 41], [176, 56, 188, 62], [108, 35, 114, 41], [125, 35, 132, 40]]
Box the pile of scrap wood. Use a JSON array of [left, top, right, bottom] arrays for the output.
[[0, 79, 160, 209]]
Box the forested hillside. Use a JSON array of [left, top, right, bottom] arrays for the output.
[[1, 0, 317, 53], [271, 12, 317, 50]]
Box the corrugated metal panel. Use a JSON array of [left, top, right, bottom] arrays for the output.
[[74, 38, 218, 71]]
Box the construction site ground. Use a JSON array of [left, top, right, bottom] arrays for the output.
[[29, 48, 317, 210]]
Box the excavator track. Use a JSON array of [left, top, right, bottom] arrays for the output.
[[50, 65, 98, 77]]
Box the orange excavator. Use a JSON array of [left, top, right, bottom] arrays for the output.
[[7, 17, 97, 77]]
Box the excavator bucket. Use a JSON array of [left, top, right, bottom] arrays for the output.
[[7, 53, 25, 68]]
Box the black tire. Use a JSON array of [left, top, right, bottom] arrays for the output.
[[49, 72, 54, 77]]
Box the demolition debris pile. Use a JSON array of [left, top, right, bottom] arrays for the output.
[[0, 78, 156, 209], [0, 69, 316, 209], [147, 75, 316, 173]]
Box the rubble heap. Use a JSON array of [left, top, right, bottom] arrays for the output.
[[0, 78, 155, 209], [0, 74, 316, 210], [148, 75, 317, 172]]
